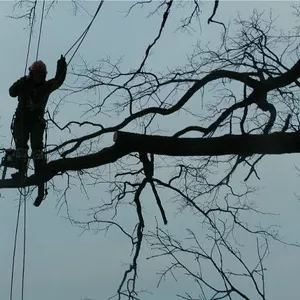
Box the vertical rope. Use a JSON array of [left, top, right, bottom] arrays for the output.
[[21, 192, 27, 300], [43, 116, 48, 198], [36, 0, 45, 61], [24, 1, 37, 75], [18, 2, 41, 297], [9, 193, 22, 300], [10, 1, 37, 299]]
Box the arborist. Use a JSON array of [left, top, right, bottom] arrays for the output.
[[9, 55, 67, 180]]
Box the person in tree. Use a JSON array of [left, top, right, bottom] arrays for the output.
[[9, 55, 67, 180]]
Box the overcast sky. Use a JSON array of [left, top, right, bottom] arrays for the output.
[[0, 1, 300, 300]]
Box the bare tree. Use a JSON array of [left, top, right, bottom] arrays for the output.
[[2, 1, 300, 299]]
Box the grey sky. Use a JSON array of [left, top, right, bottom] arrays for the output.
[[0, 1, 300, 300]]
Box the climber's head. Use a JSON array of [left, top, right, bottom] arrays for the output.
[[29, 60, 47, 83]]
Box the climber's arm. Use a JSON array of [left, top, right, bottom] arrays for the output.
[[46, 55, 67, 94], [9, 76, 27, 97]]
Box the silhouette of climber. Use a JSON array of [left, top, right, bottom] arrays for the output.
[[9, 55, 67, 179]]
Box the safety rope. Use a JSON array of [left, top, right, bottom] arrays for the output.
[[9, 192, 22, 300], [44, 114, 49, 196], [23, 1, 37, 76], [35, 0, 45, 61], [9, 1, 39, 299], [34, 0, 47, 199], [64, 0, 104, 65], [21, 192, 27, 300]]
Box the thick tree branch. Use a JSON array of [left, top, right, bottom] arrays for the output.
[[2, 130, 300, 189], [266, 59, 300, 90]]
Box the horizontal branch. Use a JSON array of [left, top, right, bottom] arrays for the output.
[[51, 70, 259, 157], [1, 130, 300, 189], [266, 59, 300, 90]]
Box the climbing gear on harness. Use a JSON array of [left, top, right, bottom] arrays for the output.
[[32, 149, 45, 160], [1, 148, 28, 181], [1, 149, 18, 180], [1, 149, 17, 168], [11, 148, 28, 180], [15, 148, 28, 159]]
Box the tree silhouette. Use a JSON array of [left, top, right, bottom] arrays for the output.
[[2, 1, 300, 299]]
